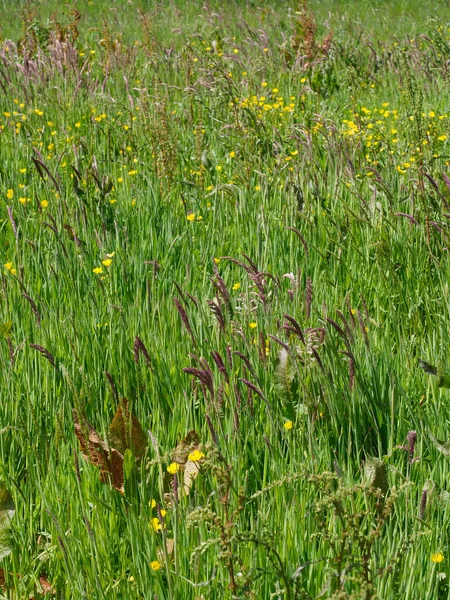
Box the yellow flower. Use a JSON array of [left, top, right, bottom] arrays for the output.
[[432, 553, 444, 563], [19, 168, 26, 174], [102, 259, 112, 267], [106, 252, 115, 258], [438, 135, 447, 141], [93, 267, 103, 274], [6, 189, 13, 200], [4, 262, 14, 274], [167, 462, 180, 474], [232, 282, 240, 291], [249, 322, 257, 329], [151, 517, 162, 531], [150, 499, 156, 508], [187, 213, 195, 221], [229, 151, 236, 158], [75, 122, 81, 128], [40, 200, 48, 208], [283, 421, 293, 430], [19, 197, 26, 205], [254, 185, 260, 191], [188, 449, 205, 462], [150, 560, 161, 571], [213, 257, 220, 264]]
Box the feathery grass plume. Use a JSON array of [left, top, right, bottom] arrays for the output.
[[286, 226, 309, 256], [173, 297, 196, 346], [6, 206, 18, 240], [22, 292, 41, 326], [274, 347, 296, 421], [357, 310, 370, 347], [183, 367, 215, 400], [233, 350, 258, 378], [336, 309, 354, 343], [133, 335, 152, 369], [419, 488, 427, 520], [211, 262, 233, 319], [29, 343, 56, 367], [282, 314, 305, 344], [105, 371, 118, 401], [207, 298, 225, 330], [305, 277, 313, 319], [211, 351, 229, 383]]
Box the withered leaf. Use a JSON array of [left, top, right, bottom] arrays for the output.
[[73, 410, 124, 493], [172, 430, 200, 464], [183, 460, 200, 495], [109, 399, 147, 461], [157, 538, 174, 564], [38, 576, 55, 595]]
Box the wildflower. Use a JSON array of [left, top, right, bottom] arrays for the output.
[[283, 421, 293, 430], [75, 122, 81, 128], [167, 462, 180, 474], [149, 499, 156, 508], [150, 561, 161, 571], [40, 200, 48, 208], [19, 168, 26, 174], [254, 185, 260, 191], [6, 189, 13, 200], [187, 213, 195, 221], [93, 267, 103, 274], [249, 322, 257, 329], [232, 282, 240, 291], [4, 262, 16, 275], [229, 151, 236, 158], [188, 449, 205, 462], [438, 135, 447, 141], [106, 252, 115, 258], [151, 517, 162, 531], [19, 197, 26, 205], [233, 48, 239, 54], [102, 259, 112, 267], [432, 553, 444, 563]]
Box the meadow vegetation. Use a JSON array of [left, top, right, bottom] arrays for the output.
[[1, 0, 450, 597]]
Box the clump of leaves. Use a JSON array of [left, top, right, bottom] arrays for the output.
[[73, 399, 147, 493]]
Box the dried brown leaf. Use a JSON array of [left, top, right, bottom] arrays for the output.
[[183, 460, 200, 495], [171, 430, 200, 464], [109, 399, 147, 461], [73, 410, 124, 493]]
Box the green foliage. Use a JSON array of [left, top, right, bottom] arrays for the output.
[[0, 0, 449, 598]]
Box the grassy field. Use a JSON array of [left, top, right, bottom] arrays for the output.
[[2, 0, 450, 598]]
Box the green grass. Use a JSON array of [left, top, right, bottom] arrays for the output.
[[1, 0, 450, 598]]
